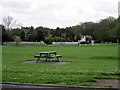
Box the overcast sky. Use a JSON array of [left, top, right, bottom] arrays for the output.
[[0, 0, 119, 29]]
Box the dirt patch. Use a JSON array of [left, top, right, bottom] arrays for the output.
[[23, 60, 70, 65], [94, 79, 119, 88]]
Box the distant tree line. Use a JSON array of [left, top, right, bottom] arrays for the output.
[[1, 16, 120, 44]]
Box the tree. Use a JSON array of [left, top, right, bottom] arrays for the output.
[[116, 17, 120, 41], [2, 16, 21, 30], [2, 25, 13, 43], [20, 30, 25, 41], [14, 36, 21, 47], [1, 16, 118, 43], [26, 26, 35, 41], [1, 25, 6, 44], [34, 27, 45, 42]]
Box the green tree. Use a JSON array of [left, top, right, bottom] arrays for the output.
[[1, 25, 8, 43], [14, 36, 21, 46], [116, 17, 120, 41], [35, 27, 45, 42], [20, 30, 25, 41], [27, 26, 35, 41]]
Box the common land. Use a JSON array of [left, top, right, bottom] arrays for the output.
[[2, 44, 119, 87]]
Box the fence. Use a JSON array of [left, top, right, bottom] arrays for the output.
[[52, 42, 78, 45], [3, 42, 87, 45], [3, 41, 45, 45]]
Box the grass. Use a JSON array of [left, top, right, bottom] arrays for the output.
[[2, 44, 119, 86]]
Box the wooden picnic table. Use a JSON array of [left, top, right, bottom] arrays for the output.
[[34, 51, 62, 63]]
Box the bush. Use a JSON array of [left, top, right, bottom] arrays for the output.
[[53, 36, 66, 42], [45, 37, 66, 44], [14, 36, 21, 46], [44, 37, 53, 44]]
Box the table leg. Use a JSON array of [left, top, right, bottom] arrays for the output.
[[48, 53, 51, 62], [45, 58, 47, 61], [36, 57, 40, 63], [56, 57, 59, 62]]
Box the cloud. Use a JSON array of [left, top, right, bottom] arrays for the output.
[[89, 0, 118, 16], [0, 0, 119, 28]]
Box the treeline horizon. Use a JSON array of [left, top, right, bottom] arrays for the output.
[[2, 16, 120, 44]]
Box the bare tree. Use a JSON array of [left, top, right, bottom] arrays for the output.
[[2, 16, 21, 30]]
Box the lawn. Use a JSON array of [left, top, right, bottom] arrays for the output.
[[2, 44, 119, 86]]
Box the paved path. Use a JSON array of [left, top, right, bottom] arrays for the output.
[[1, 82, 119, 90]]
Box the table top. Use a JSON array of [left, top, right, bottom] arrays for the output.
[[39, 51, 57, 54]]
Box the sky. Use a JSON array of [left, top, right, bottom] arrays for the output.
[[0, 0, 119, 29]]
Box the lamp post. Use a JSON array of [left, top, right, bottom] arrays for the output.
[[118, 1, 120, 17]]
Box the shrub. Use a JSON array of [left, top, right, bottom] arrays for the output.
[[44, 37, 53, 44], [45, 37, 66, 44], [14, 36, 21, 46]]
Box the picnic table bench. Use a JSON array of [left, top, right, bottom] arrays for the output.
[[34, 51, 62, 63]]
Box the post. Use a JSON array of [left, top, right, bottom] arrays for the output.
[[91, 40, 94, 46]]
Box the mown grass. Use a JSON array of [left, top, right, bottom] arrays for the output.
[[2, 44, 119, 86]]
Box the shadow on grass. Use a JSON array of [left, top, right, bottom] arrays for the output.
[[89, 56, 118, 60], [23, 60, 71, 65]]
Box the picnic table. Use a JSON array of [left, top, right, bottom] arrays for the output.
[[34, 51, 62, 63]]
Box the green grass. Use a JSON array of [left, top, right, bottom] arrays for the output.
[[2, 44, 119, 86]]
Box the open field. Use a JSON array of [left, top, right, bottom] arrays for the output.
[[2, 44, 119, 87]]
